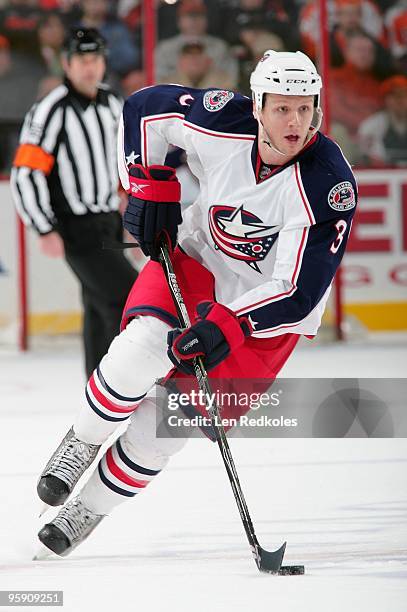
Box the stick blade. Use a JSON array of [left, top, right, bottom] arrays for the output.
[[256, 541, 287, 574]]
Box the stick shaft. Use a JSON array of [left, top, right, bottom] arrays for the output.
[[159, 244, 261, 556]]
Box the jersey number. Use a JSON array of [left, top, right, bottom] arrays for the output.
[[330, 220, 347, 254]]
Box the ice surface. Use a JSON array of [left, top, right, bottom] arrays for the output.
[[0, 337, 406, 612]]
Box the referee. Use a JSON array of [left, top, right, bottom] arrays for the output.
[[11, 28, 137, 377]]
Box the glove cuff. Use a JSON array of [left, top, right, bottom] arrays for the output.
[[203, 302, 252, 351], [127, 164, 181, 202]]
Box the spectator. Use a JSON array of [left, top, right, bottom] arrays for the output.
[[157, 0, 232, 41], [37, 10, 66, 78], [385, 1, 407, 72], [237, 23, 285, 59], [333, 0, 386, 44], [158, 41, 236, 90], [155, 0, 238, 85], [299, 0, 387, 65], [330, 32, 385, 135], [358, 75, 407, 165], [330, 0, 393, 75], [223, 0, 297, 50], [298, 0, 319, 60], [78, 0, 139, 76], [0, 0, 43, 55], [233, 19, 285, 93], [249, 30, 284, 58], [46, 1, 82, 21]]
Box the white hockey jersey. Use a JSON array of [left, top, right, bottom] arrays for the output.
[[118, 85, 357, 338]]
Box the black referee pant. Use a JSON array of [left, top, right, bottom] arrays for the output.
[[59, 211, 137, 378]]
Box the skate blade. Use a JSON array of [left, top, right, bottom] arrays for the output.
[[33, 542, 56, 561]]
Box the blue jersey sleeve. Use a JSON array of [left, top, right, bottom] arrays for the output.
[[117, 85, 255, 190], [118, 84, 199, 186], [239, 209, 355, 334]]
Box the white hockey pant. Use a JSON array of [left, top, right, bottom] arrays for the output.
[[73, 316, 188, 514]]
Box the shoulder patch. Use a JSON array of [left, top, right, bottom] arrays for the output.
[[203, 90, 234, 112], [328, 181, 356, 211]]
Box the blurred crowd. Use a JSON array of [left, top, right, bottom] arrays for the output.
[[0, 0, 406, 172]]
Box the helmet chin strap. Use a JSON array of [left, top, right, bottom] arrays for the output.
[[259, 120, 287, 157]]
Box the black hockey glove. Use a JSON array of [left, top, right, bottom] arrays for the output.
[[167, 301, 252, 375], [123, 164, 182, 261]]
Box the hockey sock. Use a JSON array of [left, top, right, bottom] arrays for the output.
[[79, 397, 188, 515], [80, 436, 163, 515]]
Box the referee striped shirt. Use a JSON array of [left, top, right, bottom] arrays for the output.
[[11, 79, 123, 234]]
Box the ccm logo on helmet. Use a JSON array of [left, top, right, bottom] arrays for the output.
[[286, 79, 308, 83]]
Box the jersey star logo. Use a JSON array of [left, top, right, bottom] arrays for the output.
[[126, 151, 140, 166], [218, 206, 274, 238], [209, 204, 279, 273]]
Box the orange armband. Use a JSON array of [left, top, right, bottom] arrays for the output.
[[13, 144, 55, 175]]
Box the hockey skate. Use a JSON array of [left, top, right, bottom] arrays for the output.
[[35, 495, 104, 558], [37, 427, 101, 508]]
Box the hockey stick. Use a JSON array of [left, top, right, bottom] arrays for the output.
[[159, 243, 303, 575]]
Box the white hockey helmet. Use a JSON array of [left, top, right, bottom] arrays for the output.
[[250, 50, 322, 120]]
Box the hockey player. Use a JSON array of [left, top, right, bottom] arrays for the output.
[[36, 51, 357, 557]]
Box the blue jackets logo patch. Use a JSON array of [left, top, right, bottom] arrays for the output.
[[328, 182, 356, 211], [209, 204, 279, 273], [203, 90, 234, 112]]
